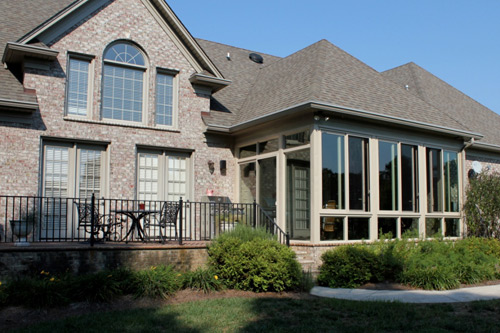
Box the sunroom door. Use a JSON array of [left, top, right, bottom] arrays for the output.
[[258, 157, 277, 221]]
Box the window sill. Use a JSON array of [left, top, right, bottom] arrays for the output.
[[63, 116, 180, 133]]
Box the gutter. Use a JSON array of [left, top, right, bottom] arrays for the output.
[[206, 100, 483, 141]]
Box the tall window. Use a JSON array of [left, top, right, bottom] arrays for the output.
[[348, 137, 369, 211], [427, 148, 443, 212], [379, 141, 398, 210], [67, 56, 91, 116], [444, 151, 459, 212], [156, 71, 175, 126], [102, 42, 145, 122], [322, 134, 369, 211], [401, 145, 418, 211], [137, 151, 189, 202], [322, 133, 345, 209]]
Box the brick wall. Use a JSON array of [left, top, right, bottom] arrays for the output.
[[0, 0, 235, 201]]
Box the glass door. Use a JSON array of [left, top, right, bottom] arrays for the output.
[[258, 158, 277, 221]]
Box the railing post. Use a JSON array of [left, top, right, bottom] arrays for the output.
[[179, 197, 183, 245], [286, 232, 290, 247], [252, 200, 257, 228], [90, 193, 95, 247]]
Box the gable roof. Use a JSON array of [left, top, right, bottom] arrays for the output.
[[0, 0, 76, 107], [202, 39, 478, 139], [0, 0, 227, 109], [382, 62, 500, 148]]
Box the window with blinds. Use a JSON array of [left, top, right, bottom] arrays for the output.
[[67, 57, 90, 116]]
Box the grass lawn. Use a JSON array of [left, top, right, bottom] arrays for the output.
[[12, 296, 500, 333]]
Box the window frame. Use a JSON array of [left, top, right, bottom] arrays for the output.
[[65, 52, 94, 118], [155, 67, 179, 128], [100, 41, 148, 125]]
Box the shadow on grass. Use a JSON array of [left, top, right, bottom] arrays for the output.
[[238, 297, 500, 333], [14, 307, 202, 333], [13, 296, 500, 332]]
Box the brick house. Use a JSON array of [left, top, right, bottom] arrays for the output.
[[1, 0, 500, 255]]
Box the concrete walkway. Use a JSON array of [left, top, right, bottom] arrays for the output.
[[310, 284, 500, 303]]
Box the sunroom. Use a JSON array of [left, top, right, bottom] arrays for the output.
[[232, 107, 477, 245]]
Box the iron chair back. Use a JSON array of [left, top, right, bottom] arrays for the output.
[[145, 201, 180, 243]]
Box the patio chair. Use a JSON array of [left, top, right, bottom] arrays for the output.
[[144, 201, 180, 243], [74, 201, 120, 242]]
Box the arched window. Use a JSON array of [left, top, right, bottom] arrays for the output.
[[102, 42, 146, 122]]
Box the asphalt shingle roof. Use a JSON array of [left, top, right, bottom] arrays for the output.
[[200, 39, 469, 134], [382, 62, 500, 146]]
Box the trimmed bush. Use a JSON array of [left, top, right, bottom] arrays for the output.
[[208, 225, 301, 292], [317, 245, 383, 288], [132, 265, 182, 299]]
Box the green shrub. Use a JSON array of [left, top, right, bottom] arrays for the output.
[[317, 245, 383, 288], [182, 267, 224, 293], [6, 273, 71, 308], [132, 265, 182, 299], [208, 226, 301, 292], [70, 270, 126, 303], [464, 172, 500, 238], [0, 281, 8, 307], [297, 270, 315, 292]]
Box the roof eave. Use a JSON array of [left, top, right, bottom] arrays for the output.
[[469, 142, 500, 153], [2, 42, 59, 64], [189, 74, 231, 93], [0, 99, 38, 113], [207, 101, 483, 140], [311, 101, 483, 140]]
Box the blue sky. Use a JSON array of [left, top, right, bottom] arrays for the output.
[[168, 1, 500, 115]]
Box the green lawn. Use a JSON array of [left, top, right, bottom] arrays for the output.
[[13, 296, 500, 333]]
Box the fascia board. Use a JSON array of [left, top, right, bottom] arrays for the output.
[[0, 99, 39, 113]]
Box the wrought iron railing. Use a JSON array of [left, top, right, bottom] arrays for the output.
[[0, 195, 289, 246]]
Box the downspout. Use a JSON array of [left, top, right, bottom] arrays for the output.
[[460, 138, 474, 237]]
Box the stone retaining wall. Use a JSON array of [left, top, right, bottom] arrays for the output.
[[0, 245, 208, 280]]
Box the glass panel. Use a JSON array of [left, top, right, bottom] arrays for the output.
[[104, 43, 145, 66], [348, 217, 369, 240], [402, 145, 418, 212], [239, 144, 257, 158], [156, 73, 174, 126], [43, 146, 69, 233], [167, 155, 187, 201], [379, 141, 398, 210], [321, 216, 343, 241], [259, 158, 276, 219], [67, 58, 89, 116], [138, 153, 159, 202], [427, 148, 443, 212], [426, 218, 441, 237], [401, 218, 419, 237], [239, 162, 256, 203], [444, 151, 459, 212], [322, 133, 345, 209], [79, 149, 102, 198], [286, 149, 310, 241], [258, 139, 279, 154], [349, 137, 369, 210], [285, 129, 311, 149], [445, 218, 460, 237], [102, 65, 143, 122], [378, 218, 397, 239]]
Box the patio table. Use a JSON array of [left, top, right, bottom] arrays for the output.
[[113, 209, 160, 242]]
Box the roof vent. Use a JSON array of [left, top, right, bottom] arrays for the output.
[[249, 52, 264, 64]]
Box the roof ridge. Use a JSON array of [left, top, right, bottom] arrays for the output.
[[407, 62, 426, 100], [195, 38, 281, 60]]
